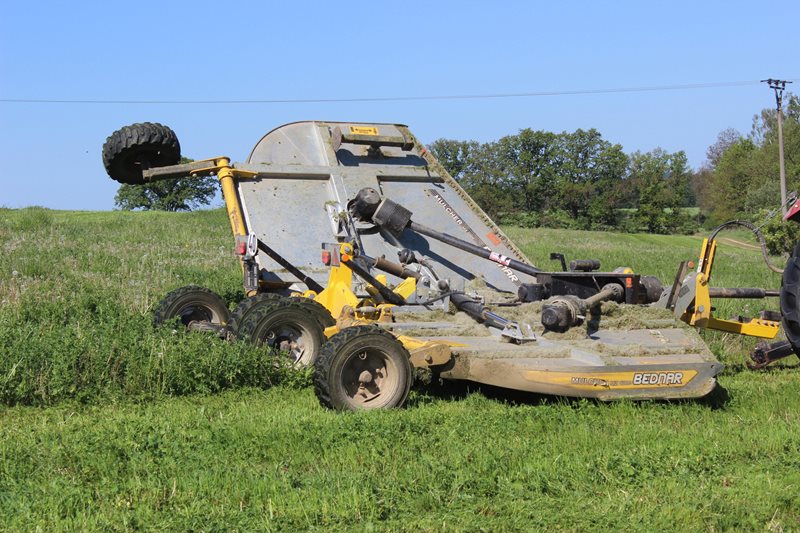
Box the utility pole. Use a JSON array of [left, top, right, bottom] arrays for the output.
[[761, 78, 793, 215]]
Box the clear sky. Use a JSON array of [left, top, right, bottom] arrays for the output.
[[0, 1, 797, 210]]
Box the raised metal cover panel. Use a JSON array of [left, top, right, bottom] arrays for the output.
[[238, 121, 536, 293]]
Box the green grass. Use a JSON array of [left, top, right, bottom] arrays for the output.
[[1, 207, 799, 530]]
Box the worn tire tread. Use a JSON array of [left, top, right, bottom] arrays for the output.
[[313, 325, 412, 410], [227, 293, 284, 337], [781, 242, 800, 358], [233, 296, 334, 341], [234, 297, 328, 366], [102, 122, 180, 184]]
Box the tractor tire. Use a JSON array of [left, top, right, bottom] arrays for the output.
[[780, 241, 800, 359], [227, 293, 284, 337], [102, 122, 181, 184], [235, 298, 329, 366], [313, 325, 413, 411], [229, 293, 334, 338], [153, 285, 230, 329]]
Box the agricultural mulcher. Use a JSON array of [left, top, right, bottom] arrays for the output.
[[101, 120, 800, 410]]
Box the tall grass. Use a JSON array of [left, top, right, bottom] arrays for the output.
[[1, 208, 799, 530], [0, 209, 280, 405]]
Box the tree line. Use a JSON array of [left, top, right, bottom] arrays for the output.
[[428, 129, 696, 234], [114, 96, 798, 243], [427, 94, 799, 237], [694, 95, 800, 226]]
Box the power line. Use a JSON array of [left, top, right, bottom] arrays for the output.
[[761, 78, 793, 215], [0, 79, 795, 105]]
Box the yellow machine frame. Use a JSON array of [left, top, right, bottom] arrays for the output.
[[191, 164, 458, 366], [682, 238, 780, 338]]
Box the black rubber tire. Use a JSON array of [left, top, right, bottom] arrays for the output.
[[102, 122, 181, 184], [299, 297, 336, 328], [229, 293, 335, 337], [314, 325, 413, 411], [153, 285, 230, 329], [236, 298, 328, 366], [227, 293, 284, 337], [780, 241, 800, 357]]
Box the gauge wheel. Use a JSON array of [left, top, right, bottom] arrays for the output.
[[235, 297, 327, 366], [229, 293, 334, 338], [314, 325, 413, 411], [153, 285, 230, 329]]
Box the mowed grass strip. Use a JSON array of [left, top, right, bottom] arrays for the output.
[[2, 383, 799, 531], [1, 207, 799, 530]]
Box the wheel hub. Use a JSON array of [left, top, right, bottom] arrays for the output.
[[265, 325, 310, 364], [344, 350, 395, 405], [179, 305, 214, 326]]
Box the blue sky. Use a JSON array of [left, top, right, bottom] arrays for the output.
[[0, 1, 797, 210]]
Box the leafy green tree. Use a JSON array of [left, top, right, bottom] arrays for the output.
[[555, 129, 628, 228], [114, 158, 217, 211], [431, 129, 629, 229], [427, 139, 515, 219], [705, 128, 742, 169], [426, 139, 482, 181], [701, 94, 799, 225], [704, 139, 760, 223], [628, 149, 693, 234], [494, 129, 560, 214]]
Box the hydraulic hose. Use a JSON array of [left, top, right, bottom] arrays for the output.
[[708, 220, 783, 274]]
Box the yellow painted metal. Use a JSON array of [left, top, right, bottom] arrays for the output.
[[682, 237, 779, 339], [397, 335, 464, 350], [697, 238, 716, 278], [393, 277, 417, 299], [313, 266, 360, 320], [681, 238, 715, 329], [399, 335, 459, 368], [685, 272, 713, 326], [299, 243, 454, 366], [215, 158, 248, 238], [313, 243, 360, 320], [174, 157, 266, 296], [176, 157, 257, 240], [323, 325, 341, 337], [408, 343, 452, 368], [524, 369, 699, 390], [706, 317, 780, 338], [314, 242, 423, 324], [350, 126, 379, 135]]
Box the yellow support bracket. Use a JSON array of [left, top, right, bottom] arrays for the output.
[[683, 237, 780, 339], [393, 277, 417, 300], [706, 317, 780, 338], [313, 243, 360, 320]]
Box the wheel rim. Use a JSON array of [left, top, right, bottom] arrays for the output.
[[340, 347, 401, 408], [178, 303, 222, 326], [260, 321, 316, 365]]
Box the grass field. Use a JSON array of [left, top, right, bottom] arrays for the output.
[[1, 207, 799, 531]]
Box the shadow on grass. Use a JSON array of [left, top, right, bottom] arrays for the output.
[[719, 358, 800, 381], [407, 377, 732, 410], [407, 378, 562, 408]]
